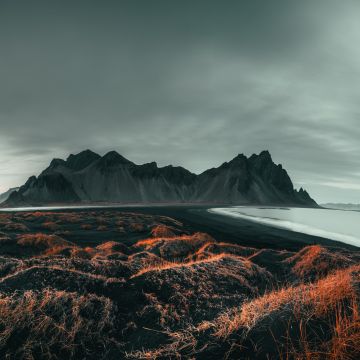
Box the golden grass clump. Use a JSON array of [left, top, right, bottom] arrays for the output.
[[0, 289, 120, 359], [70, 246, 97, 259], [17, 233, 73, 250], [130, 254, 229, 279], [286, 245, 354, 279], [96, 241, 128, 253], [26, 211, 55, 218], [284, 301, 360, 360], [130, 252, 267, 290], [135, 232, 215, 262], [151, 224, 176, 238], [132, 266, 359, 360], [213, 265, 359, 339], [42, 221, 60, 231], [2, 222, 29, 232], [56, 213, 82, 224]]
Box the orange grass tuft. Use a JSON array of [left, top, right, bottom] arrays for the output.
[[131, 253, 249, 279], [17, 233, 73, 250], [151, 224, 176, 238], [213, 265, 360, 339], [286, 245, 354, 279], [0, 289, 121, 359]]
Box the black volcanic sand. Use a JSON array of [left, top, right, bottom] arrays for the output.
[[128, 205, 359, 251], [43, 205, 357, 251], [0, 206, 359, 359]]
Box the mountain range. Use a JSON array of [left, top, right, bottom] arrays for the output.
[[3, 150, 317, 207]]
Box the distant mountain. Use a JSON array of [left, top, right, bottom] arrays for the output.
[[322, 203, 360, 211], [3, 150, 317, 207], [0, 187, 19, 204]]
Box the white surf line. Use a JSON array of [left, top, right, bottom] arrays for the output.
[[208, 207, 360, 247]]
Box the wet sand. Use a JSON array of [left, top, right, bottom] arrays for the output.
[[40, 204, 358, 251]]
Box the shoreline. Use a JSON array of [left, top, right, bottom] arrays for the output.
[[5, 204, 357, 251], [208, 206, 360, 248], [1, 204, 357, 251], [119, 205, 359, 251], [0, 201, 320, 211]]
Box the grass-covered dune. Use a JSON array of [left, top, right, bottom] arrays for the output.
[[0, 210, 358, 359]]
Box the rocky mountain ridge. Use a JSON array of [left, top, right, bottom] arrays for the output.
[[4, 150, 317, 207]]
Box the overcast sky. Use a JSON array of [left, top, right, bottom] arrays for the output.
[[1, 0, 360, 203]]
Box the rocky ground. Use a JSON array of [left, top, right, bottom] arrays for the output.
[[0, 210, 359, 359]]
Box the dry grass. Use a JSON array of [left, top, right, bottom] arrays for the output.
[[0, 289, 121, 359], [136, 232, 214, 248], [41, 221, 60, 231], [130, 249, 256, 280], [131, 266, 359, 359], [213, 265, 360, 339], [26, 211, 55, 218], [130, 254, 231, 278], [70, 246, 97, 259], [151, 224, 176, 238], [286, 245, 355, 280], [96, 241, 128, 254], [2, 222, 29, 232], [135, 232, 215, 262], [0, 214, 11, 223], [17, 233, 73, 250], [325, 302, 360, 360], [1, 210, 359, 359], [57, 213, 82, 224], [292, 304, 359, 360]]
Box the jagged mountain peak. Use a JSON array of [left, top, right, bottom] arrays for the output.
[[259, 149, 272, 157], [227, 153, 248, 168], [49, 158, 66, 168], [220, 151, 274, 171], [98, 151, 133, 167], [249, 150, 273, 164], [142, 161, 158, 168], [229, 153, 247, 163], [68, 149, 100, 159], [66, 150, 101, 170]]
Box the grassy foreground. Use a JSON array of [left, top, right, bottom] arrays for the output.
[[0, 210, 359, 359]]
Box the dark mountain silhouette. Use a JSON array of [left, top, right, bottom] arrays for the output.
[[4, 150, 317, 207]]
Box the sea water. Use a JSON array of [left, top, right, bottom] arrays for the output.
[[209, 206, 360, 247]]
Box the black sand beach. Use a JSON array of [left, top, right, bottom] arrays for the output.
[[118, 205, 359, 251], [4, 205, 356, 251]]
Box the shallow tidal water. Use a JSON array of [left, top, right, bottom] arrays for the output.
[[209, 206, 360, 247]]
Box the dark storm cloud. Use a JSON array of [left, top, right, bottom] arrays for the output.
[[0, 0, 360, 202]]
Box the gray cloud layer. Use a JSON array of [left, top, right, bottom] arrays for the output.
[[0, 0, 360, 202]]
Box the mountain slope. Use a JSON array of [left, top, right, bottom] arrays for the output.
[[4, 150, 317, 207], [0, 187, 19, 204]]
